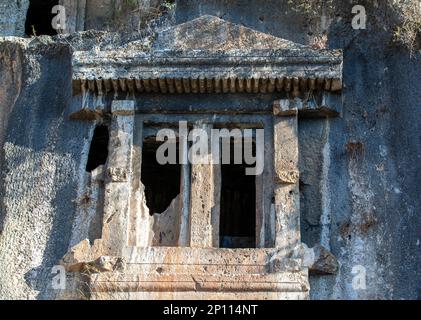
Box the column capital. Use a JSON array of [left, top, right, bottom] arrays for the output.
[[111, 100, 135, 116], [273, 98, 299, 116]]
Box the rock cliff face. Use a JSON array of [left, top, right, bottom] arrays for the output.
[[0, 0, 419, 300], [0, 38, 95, 299]]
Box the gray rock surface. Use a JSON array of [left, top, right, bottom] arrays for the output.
[[0, 38, 94, 299], [0, 1, 30, 37]]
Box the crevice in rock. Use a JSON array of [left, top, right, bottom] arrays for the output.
[[86, 125, 109, 173]]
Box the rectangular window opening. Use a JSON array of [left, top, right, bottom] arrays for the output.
[[141, 137, 181, 215], [219, 139, 257, 248]]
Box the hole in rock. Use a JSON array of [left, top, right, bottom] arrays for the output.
[[86, 125, 109, 172]]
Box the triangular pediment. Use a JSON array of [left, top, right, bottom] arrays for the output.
[[72, 15, 343, 96], [153, 15, 306, 51]]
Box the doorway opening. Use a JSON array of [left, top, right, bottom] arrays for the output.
[[219, 139, 256, 248]]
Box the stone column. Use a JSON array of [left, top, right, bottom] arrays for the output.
[[211, 164, 221, 248], [178, 123, 191, 247], [273, 99, 301, 255], [129, 116, 145, 247], [101, 100, 135, 255], [189, 123, 217, 247]]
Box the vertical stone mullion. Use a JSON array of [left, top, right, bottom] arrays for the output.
[[129, 116, 143, 247], [264, 118, 275, 248], [256, 174, 265, 248], [101, 100, 135, 255], [211, 163, 221, 248], [178, 126, 191, 247], [273, 99, 301, 255], [189, 123, 216, 248]]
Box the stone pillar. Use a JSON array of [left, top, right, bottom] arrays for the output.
[[178, 125, 191, 247], [256, 173, 264, 247], [273, 99, 301, 255], [101, 100, 135, 255], [211, 164, 221, 248], [189, 123, 216, 248], [129, 117, 144, 247]]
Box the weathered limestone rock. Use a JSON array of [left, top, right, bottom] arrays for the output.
[[274, 104, 301, 255], [0, 1, 30, 36], [56, 16, 343, 300], [287, 243, 339, 275], [189, 123, 215, 248], [0, 0, 417, 302], [0, 37, 79, 300], [0, 39, 23, 152], [178, 134, 191, 247], [88, 247, 309, 300], [154, 14, 308, 51], [152, 195, 182, 246], [308, 245, 339, 275], [72, 16, 343, 97], [274, 184, 301, 254], [70, 163, 106, 248], [273, 94, 341, 118], [61, 239, 92, 271], [99, 100, 135, 255], [128, 117, 155, 247]]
